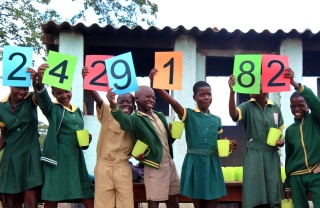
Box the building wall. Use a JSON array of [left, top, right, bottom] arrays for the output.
[[58, 32, 303, 175]]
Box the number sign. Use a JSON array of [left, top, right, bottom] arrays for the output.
[[42, 50, 77, 91], [261, 54, 289, 93], [233, 54, 290, 94], [2, 46, 33, 87], [84, 55, 113, 91], [153, 51, 183, 90], [105, 52, 138, 94], [233, 54, 262, 94]]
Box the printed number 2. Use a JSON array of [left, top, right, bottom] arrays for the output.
[[48, 60, 69, 83], [267, 60, 285, 87], [8, 52, 27, 81], [164, 58, 174, 84], [89, 60, 108, 87]]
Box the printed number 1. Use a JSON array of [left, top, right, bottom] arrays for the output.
[[164, 58, 174, 84], [48, 60, 69, 83]]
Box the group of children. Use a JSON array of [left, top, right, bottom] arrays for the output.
[[0, 64, 318, 208]]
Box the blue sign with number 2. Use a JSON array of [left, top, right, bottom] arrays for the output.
[[2, 46, 33, 87], [105, 52, 138, 94]]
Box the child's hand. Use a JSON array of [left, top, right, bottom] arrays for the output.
[[82, 66, 89, 78], [228, 75, 235, 91], [134, 154, 146, 161], [285, 191, 291, 200], [106, 88, 117, 108], [27, 68, 38, 84], [37, 63, 49, 81], [89, 133, 92, 144], [149, 68, 158, 83], [230, 140, 237, 152], [276, 139, 284, 147]]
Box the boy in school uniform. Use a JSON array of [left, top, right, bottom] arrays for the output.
[[82, 66, 135, 208], [283, 68, 320, 208], [107, 86, 180, 208]]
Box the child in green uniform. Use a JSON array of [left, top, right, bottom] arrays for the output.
[[82, 66, 135, 208], [149, 68, 236, 208], [36, 63, 94, 208], [283, 68, 320, 208], [0, 69, 42, 208], [108, 86, 180, 208], [228, 74, 285, 208]]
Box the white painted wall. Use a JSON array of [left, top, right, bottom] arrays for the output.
[[171, 35, 198, 175], [55, 32, 305, 175]]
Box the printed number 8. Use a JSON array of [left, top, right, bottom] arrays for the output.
[[237, 60, 255, 88]]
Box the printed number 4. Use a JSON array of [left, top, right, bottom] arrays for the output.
[[49, 60, 69, 83]]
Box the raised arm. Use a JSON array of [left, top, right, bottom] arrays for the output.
[[228, 74, 239, 120], [149, 68, 184, 117], [27, 67, 39, 105], [82, 66, 103, 108]]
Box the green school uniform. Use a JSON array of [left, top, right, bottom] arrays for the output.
[[37, 87, 93, 201], [0, 92, 43, 194], [236, 98, 284, 208], [180, 108, 226, 200], [284, 85, 320, 207]]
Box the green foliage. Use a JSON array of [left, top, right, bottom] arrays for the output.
[[71, 0, 158, 27], [0, 0, 62, 60], [0, 0, 158, 59]]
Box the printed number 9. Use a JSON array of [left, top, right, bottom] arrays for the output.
[[111, 60, 131, 90], [237, 60, 255, 88]]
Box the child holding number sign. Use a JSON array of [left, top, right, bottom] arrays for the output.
[[36, 63, 94, 208], [0, 68, 43, 208], [108, 85, 180, 208], [82, 66, 135, 208], [149, 68, 236, 208], [283, 68, 320, 208], [228, 74, 285, 208]]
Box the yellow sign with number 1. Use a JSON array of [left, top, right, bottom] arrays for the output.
[[42, 50, 78, 91]]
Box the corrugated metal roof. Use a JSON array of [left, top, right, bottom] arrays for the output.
[[41, 20, 320, 40]]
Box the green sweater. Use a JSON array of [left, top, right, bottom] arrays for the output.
[[111, 105, 175, 169], [284, 85, 320, 192], [37, 86, 83, 166]]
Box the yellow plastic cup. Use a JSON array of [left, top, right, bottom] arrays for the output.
[[281, 199, 293, 208], [267, 127, 283, 146], [224, 167, 235, 181], [234, 166, 243, 182], [281, 167, 286, 183], [131, 140, 150, 157], [171, 121, 185, 139], [76, 130, 89, 148], [217, 139, 230, 157]]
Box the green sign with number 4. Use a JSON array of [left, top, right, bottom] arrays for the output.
[[233, 54, 262, 94], [42, 50, 78, 91]]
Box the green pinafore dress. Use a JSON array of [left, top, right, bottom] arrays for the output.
[[41, 106, 93, 201], [0, 93, 43, 194]]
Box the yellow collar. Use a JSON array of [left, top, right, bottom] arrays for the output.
[[1, 93, 30, 102], [54, 100, 78, 112], [193, 107, 215, 116], [249, 98, 275, 105]]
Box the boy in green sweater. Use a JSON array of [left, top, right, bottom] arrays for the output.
[[283, 67, 320, 207], [107, 86, 180, 208]]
